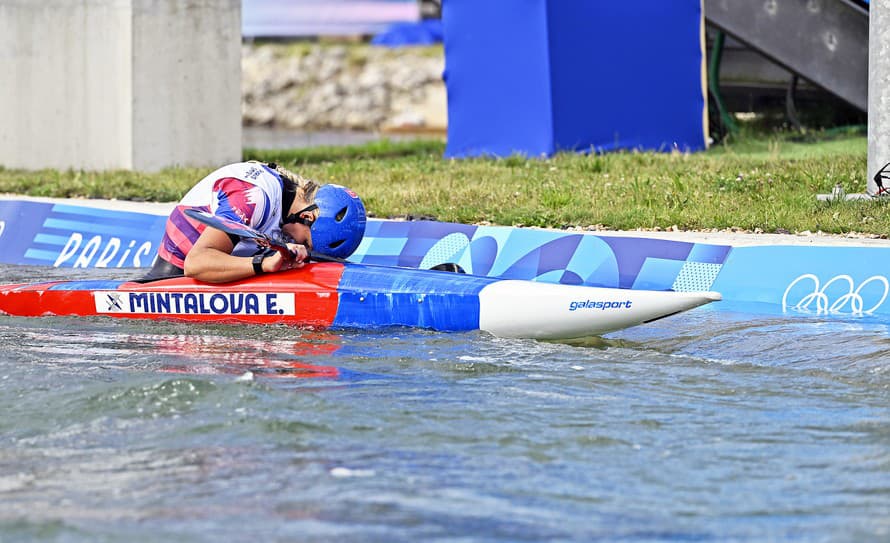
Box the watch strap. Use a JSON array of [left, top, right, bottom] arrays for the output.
[[252, 253, 266, 275]]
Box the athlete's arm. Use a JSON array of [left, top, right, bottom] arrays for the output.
[[183, 226, 308, 283]]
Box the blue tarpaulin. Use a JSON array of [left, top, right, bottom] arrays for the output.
[[443, 0, 708, 158], [372, 20, 443, 47]]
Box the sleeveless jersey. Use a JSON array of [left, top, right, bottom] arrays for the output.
[[157, 162, 287, 268]]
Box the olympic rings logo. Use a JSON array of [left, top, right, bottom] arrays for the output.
[[782, 274, 889, 316]]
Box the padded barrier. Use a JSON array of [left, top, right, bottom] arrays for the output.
[[6, 198, 890, 319]]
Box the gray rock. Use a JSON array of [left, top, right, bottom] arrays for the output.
[[242, 43, 446, 132]]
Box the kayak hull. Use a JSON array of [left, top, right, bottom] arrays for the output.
[[0, 262, 720, 339]]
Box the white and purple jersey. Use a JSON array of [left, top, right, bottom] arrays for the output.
[[158, 162, 287, 268]]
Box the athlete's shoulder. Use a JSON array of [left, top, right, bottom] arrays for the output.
[[206, 161, 267, 182]]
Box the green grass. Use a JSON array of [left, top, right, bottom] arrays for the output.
[[0, 131, 880, 236]]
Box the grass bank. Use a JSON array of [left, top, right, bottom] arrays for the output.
[[0, 132, 880, 236]]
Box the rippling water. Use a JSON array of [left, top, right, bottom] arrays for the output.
[[0, 267, 887, 541]]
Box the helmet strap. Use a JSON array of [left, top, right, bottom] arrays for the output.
[[282, 203, 318, 227], [272, 162, 298, 221]]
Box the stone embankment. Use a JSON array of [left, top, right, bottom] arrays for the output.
[[241, 43, 447, 132]]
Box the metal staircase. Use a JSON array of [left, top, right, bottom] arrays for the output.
[[704, 0, 868, 112]]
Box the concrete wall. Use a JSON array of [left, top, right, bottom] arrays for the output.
[[869, 1, 890, 195], [0, 0, 241, 172]]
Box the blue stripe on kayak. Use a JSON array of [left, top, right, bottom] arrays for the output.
[[333, 264, 495, 331], [47, 280, 128, 291]]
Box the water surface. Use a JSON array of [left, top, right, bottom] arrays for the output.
[[0, 266, 887, 541]]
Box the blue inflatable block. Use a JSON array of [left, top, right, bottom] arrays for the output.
[[443, 0, 555, 157], [443, 0, 707, 158]]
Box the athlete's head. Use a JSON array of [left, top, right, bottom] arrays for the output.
[[310, 184, 367, 259]]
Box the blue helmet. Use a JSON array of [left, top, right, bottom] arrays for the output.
[[311, 184, 367, 258]]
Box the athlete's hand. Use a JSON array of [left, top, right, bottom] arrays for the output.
[[263, 243, 309, 272]]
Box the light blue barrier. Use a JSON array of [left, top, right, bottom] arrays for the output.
[[0, 198, 886, 319], [712, 246, 890, 318], [352, 220, 728, 292], [0, 200, 166, 268]]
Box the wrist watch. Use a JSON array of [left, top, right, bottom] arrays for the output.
[[252, 252, 267, 275]]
